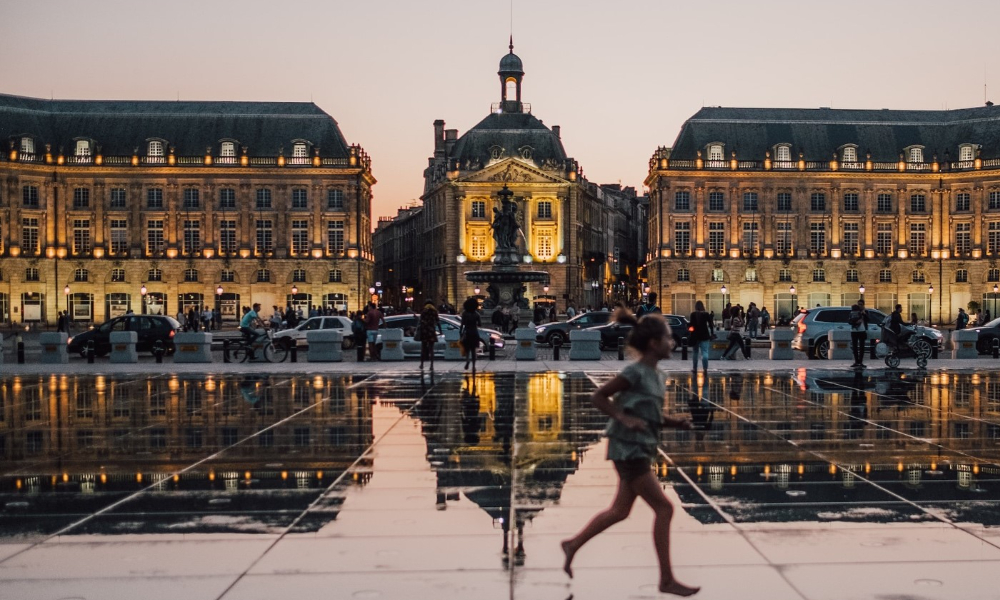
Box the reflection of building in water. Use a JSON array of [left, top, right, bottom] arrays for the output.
[[0, 374, 373, 534], [412, 372, 603, 566], [662, 371, 1000, 524]]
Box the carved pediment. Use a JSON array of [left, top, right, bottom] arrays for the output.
[[461, 160, 565, 184]]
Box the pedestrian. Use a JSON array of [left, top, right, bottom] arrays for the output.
[[177, 309, 186, 330], [722, 307, 747, 360], [351, 311, 367, 359], [566, 303, 576, 319], [459, 297, 481, 371], [56, 310, 66, 333], [910, 312, 919, 326], [760, 306, 770, 333], [561, 308, 699, 597], [549, 304, 557, 323], [848, 303, 868, 368], [636, 292, 661, 318], [746, 303, 760, 339], [688, 300, 714, 374], [364, 302, 385, 360], [202, 306, 212, 331], [986, 309, 993, 324], [955, 308, 969, 330], [722, 303, 732, 330], [418, 301, 442, 370], [188, 308, 199, 332]]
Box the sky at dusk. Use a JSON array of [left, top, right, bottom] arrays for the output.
[[3, 0, 999, 221]]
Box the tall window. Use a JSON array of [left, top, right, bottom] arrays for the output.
[[537, 200, 553, 219], [110, 219, 128, 255], [809, 223, 826, 255], [183, 189, 199, 209], [537, 234, 553, 259], [110, 188, 127, 209], [21, 218, 39, 255], [677, 268, 690, 282], [708, 223, 725, 255], [471, 200, 486, 218], [990, 191, 1000, 210], [741, 222, 759, 256], [708, 191, 725, 211], [292, 269, 307, 283], [146, 220, 165, 255], [775, 222, 792, 255], [810, 193, 826, 212], [22, 185, 39, 208], [327, 189, 344, 210], [742, 192, 758, 212], [842, 146, 857, 163], [910, 194, 926, 212], [256, 220, 273, 254], [147, 188, 163, 209], [219, 220, 237, 254], [328, 269, 342, 283], [989, 222, 1000, 255], [183, 220, 201, 255], [256, 188, 272, 209], [20, 137, 34, 155], [955, 223, 971, 255], [326, 220, 344, 254], [908, 147, 923, 163], [876, 223, 893, 255], [148, 140, 164, 161], [291, 220, 309, 255], [219, 188, 236, 209], [674, 191, 690, 211], [776, 192, 792, 212], [469, 235, 488, 259], [879, 269, 893, 283], [73, 188, 90, 209], [877, 193, 893, 213], [956, 192, 971, 212], [908, 223, 926, 256], [842, 222, 859, 256], [72, 220, 91, 255], [843, 192, 859, 212], [292, 189, 308, 210], [674, 222, 691, 255]]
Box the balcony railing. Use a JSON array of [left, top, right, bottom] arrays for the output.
[[5, 146, 371, 171], [654, 155, 1000, 174]]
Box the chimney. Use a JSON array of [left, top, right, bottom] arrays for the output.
[[433, 120, 445, 155], [445, 129, 458, 155], [552, 125, 560, 139]]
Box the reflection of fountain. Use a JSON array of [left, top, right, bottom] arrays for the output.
[[465, 184, 548, 309]]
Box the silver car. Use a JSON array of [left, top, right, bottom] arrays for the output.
[[273, 316, 355, 349], [791, 306, 943, 359]]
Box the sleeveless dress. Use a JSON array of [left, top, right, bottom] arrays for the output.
[[604, 362, 666, 466]]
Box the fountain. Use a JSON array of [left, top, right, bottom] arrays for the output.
[[465, 184, 548, 309]]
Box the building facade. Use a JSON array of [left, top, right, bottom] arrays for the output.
[[645, 104, 1000, 324], [374, 43, 643, 312], [0, 94, 375, 324]]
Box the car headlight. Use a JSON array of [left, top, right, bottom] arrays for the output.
[[535, 327, 545, 333]]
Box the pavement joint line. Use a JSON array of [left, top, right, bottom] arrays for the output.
[[213, 372, 436, 600], [0, 373, 375, 568]]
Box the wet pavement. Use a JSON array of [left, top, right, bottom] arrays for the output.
[[0, 368, 998, 599]]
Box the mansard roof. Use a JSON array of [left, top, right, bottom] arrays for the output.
[[0, 93, 351, 157], [669, 104, 1000, 161], [450, 112, 567, 166]]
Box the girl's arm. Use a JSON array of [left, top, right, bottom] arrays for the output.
[[591, 375, 647, 431], [662, 415, 694, 430]]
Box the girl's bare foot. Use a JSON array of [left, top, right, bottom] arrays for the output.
[[659, 579, 700, 596], [560, 540, 575, 578]]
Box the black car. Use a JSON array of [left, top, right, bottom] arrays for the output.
[[68, 315, 181, 357], [966, 317, 1000, 354], [534, 311, 613, 345], [589, 314, 690, 350]]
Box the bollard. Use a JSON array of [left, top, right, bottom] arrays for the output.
[[681, 336, 689, 361], [618, 336, 625, 360], [153, 341, 165, 364], [86, 340, 95, 364], [290, 340, 298, 363], [993, 338, 999, 359], [870, 338, 877, 359], [489, 341, 495, 361], [553, 337, 563, 360], [16, 335, 25, 364], [223, 339, 230, 363], [356, 341, 365, 362], [931, 341, 938, 360]]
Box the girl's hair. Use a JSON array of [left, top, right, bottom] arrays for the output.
[[462, 297, 479, 312], [614, 307, 669, 352], [694, 300, 705, 312]]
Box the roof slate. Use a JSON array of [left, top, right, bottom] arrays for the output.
[[450, 112, 566, 165], [669, 105, 1000, 161], [0, 93, 351, 158]]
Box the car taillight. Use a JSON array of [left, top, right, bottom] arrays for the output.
[[169, 330, 175, 338], [797, 321, 807, 334]]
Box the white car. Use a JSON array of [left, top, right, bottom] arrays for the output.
[[273, 316, 355, 349]]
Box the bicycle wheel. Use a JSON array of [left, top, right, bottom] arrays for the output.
[[886, 354, 900, 368], [232, 345, 252, 363], [260, 341, 276, 363], [268, 340, 288, 363], [910, 338, 932, 359], [917, 356, 928, 368]]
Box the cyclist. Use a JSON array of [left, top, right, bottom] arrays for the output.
[[240, 302, 265, 344]]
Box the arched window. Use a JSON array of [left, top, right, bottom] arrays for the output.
[[221, 141, 235, 157], [148, 140, 164, 159], [75, 140, 91, 158], [908, 147, 923, 163], [775, 145, 792, 162], [842, 146, 857, 163], [74, 268, 89, 282], [708, 144, 724, 161], [505, 78, 518, 101], [959, 145, 975, 162], [328, 269, 342, 283], [20, 137, 34, 155]]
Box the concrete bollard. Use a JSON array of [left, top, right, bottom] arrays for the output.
[[569, 329, 601, 360], [950, 329, 978, 359], [708, 337, 729, 360], [109, 331, 138, 363], [380, 328, 405, 361], [514, 328, 537, 361], [39, 332, 69, 364], [306, 330, 343, 362], [444, 328, 464, 361], [172, 332, 213, 363], [827, 329, 853, 360], [769, 329, 795, 360]]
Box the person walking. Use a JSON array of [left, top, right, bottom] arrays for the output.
[[722, 307, 747, 360], [688, 300, 714, 374], [364, 302, 385, 361], [848, 303, 868, 368], [560, 308, 699, 597], [418, 301, 442, 370], [760, 306, 770, 333], [459, 297, 481, 371], [636, 292, 661, 318], [351, 311, 367, 359], [746, 303, 760, 339], [955, 308, 969, 330], [56, 311, 67, 333]]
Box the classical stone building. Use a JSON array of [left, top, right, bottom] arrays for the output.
[[645, 104, 1000, 324], [374, 43, 643, 311], [0, 93, 374, 324]]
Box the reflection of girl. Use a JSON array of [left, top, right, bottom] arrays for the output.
[[561, 309, 698, 597], [459, 297, 481, 371]]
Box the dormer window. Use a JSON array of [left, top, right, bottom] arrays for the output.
[[221, 141, 235, 158], [708, 144, 724, 161], [291, 142, 308, 164], [148, 140, 164, 162], [20, 137, 34, 155], [775, 145, 792, 162], [959, 144, 975, 162], [74, 140, 91, 159], [842, 146, 857, 163], [908, 147, 923, 163]]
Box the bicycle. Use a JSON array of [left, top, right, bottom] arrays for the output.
[[231, 329, 288, 363]]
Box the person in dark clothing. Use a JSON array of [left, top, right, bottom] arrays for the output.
[[848, 303, 869, 368], [722, 307, 747, 360], [459, 297, 481, 371], [418, 301, 442, 370], [688, 300, 715, 373]]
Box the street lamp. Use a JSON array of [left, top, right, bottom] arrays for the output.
[[928, 285, 934, 323], [994, 284, 998, 321], [291, 284, 298, 296], [720, 284, 728, 308], [140, 284, 148, 315], [216, 285, 224, 296], [859, 284, 865, 296], [789, 285, 797, 317], [473, 286, 481, 295], [556, 254, 566, 264], [543, 284, 550, 293], [457, 253, 467, 264]]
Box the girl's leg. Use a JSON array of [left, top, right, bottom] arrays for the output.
[[700, 341, 709, 371], [630, 472, 700, 597], [691, 343, 700, 371], [562, 476, 638, 578]]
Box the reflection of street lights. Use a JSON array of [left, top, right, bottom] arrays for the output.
[[140, 284, 148, 315]]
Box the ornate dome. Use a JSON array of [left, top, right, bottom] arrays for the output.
[[499, 51, 523, 75]]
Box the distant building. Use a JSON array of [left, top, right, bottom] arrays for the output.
[[646, 104, 1000, 324], [373, 204, 423, 309], [0, 93, 375, 324]]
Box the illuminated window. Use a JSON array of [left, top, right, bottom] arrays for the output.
[[293, 142, 308, 158], [708, 222, 725, 255], [110, 219, 128, 255], [291, 220, 309, 256], [909, 147, 923, 163], [708, 144, 724, 161], [538, 200, 553, 219], [876, 223, 893, 255], [745, 268, 758, 282], [471, 200, 486, 219], [959, 145, 974, 162], [741, 222, 759, 255], [326, 220, 344, 254], [21, 217, 39, 255], [75, 140, 91, 159], [183, 220, 201, 255], [469, 235, 488, 259], [220, 141, 236, 159], [148, 140, 164, 160], [955, 223, 971, 254], [219, 220, 237, 254], [20, 137, 34, 155], [775, 145, 792, 162], [842, 222, 859, 256], [711, 269, 725, 283], [776, 221, 793, 255], [72, 219, 91, 255], [908, 223, 926, 256], [842, 146, 857, 163], [674, 222, 691, 255], [809, 223, 826, 254], [256, 219, 274, 254]]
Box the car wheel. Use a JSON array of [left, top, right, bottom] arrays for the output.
[[977, 337, 994, 355], [342, 336, 355, 350], [547, 331, 566, 346], [814, 338, 830, 360], [78, 349, 87, 358]]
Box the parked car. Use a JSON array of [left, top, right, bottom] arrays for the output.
[[68, 315, 181, 357], [535, 311, 613, 345], [791, 306, 943, 359], [273, 315, 355, 349], [374, 314, 446, 358], [962, 317, 1000, 354], [439, 314, 505, 349], [589, 314, 690, 350]]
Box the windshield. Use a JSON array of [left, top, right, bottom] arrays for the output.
[[980, 317, 1000, 328]]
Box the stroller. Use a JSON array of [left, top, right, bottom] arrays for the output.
[[875, 318, 931, 368]]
